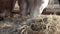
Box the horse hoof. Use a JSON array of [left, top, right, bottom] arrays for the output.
[[0, 17, 4, 21]]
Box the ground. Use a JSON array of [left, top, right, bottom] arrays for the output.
[[0, 15, 60, 34]]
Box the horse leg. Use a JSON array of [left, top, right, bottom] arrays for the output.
[[18, 0, 27, 17], [27, 0, 35, 18], [30, 0, 49, 18], [10, 0, 16, 17], [38, 0, 49, 16], [0, 0, 14, 21]]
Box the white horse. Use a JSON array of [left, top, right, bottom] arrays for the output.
[[29, 0, 49, 18]]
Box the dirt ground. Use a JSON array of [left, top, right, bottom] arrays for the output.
[[0, 15, 60, 34]]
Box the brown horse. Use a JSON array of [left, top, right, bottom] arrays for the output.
[[0, 0, 14, 21]]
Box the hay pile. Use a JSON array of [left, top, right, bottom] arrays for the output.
[[0, 15, 60, 34]]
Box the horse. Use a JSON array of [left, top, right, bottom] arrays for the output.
[[0, 0, 14, 21], [26, 0, 49, 18], [18, 0, 27, 17], [18, 0, 49, 18], [12, 0, 49, 18]]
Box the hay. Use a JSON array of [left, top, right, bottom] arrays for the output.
[[0, 15, 60, 34]]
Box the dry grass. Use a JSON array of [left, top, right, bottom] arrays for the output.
[[0, 15, 60, 34]]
